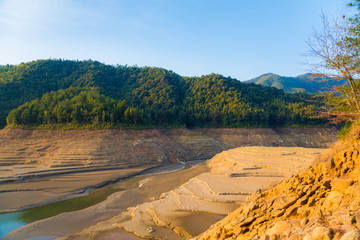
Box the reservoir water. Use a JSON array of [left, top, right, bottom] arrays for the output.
[[0, 212, 26, 239], [0, 185, 119, 239]]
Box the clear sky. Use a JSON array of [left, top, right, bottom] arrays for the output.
[[0, 0, 351, 80]]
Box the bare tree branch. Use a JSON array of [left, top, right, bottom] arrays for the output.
[[306, 13, 360, 120]]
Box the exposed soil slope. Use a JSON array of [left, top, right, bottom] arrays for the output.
[[0, 127, 336, 171], [198, 130, 360, 240], [0, 127, 337, 184], [0, 128, 337, 212]]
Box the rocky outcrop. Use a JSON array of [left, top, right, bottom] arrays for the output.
[[198, 131, 360, 240]]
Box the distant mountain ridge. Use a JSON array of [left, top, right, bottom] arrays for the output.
[[244, 73, 347, 93]]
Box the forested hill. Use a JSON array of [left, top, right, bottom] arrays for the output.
[[0, 59, 326, 129], [245, 73, 346, 93]]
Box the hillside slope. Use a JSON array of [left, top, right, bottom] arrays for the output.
[[198, 129, 360, 240], [0, 60, 326, 128], [245, 73, 346, 93]]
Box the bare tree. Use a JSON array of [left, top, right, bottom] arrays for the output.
[[306, 13, 360, 121]]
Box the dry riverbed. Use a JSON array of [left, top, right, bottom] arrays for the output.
[[4, 146, 327, 240]]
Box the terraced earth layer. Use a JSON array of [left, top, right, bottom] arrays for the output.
[[0, 128, 337, 182]]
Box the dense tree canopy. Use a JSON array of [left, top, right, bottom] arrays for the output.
[[183, 74, 321, 127], [1, 59, 327, 129], [6, 88, 141, 127]]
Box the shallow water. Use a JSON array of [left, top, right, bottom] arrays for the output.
[[0, 212, 26, 239], [0, 187, 123, 239]]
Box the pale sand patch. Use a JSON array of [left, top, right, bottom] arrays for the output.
[[185, 174, 283, 199], [208, 146, 325, 176]]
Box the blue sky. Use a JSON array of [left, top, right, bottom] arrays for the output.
[[0, 0, 351, 80]]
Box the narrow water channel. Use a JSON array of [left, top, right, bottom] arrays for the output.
[[0, 212, 26, 239]]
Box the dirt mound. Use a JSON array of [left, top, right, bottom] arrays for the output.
[[197, 131, 360, 240]]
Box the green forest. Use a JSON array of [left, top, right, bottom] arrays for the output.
[[0, 59, 327, 129]]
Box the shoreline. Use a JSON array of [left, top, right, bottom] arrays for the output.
[[0, 162, 205, 239], [4, 163, 211, 240], [0, 162, 192, 214]]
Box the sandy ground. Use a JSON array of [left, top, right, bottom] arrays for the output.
[[4, 146, 327, 240]]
